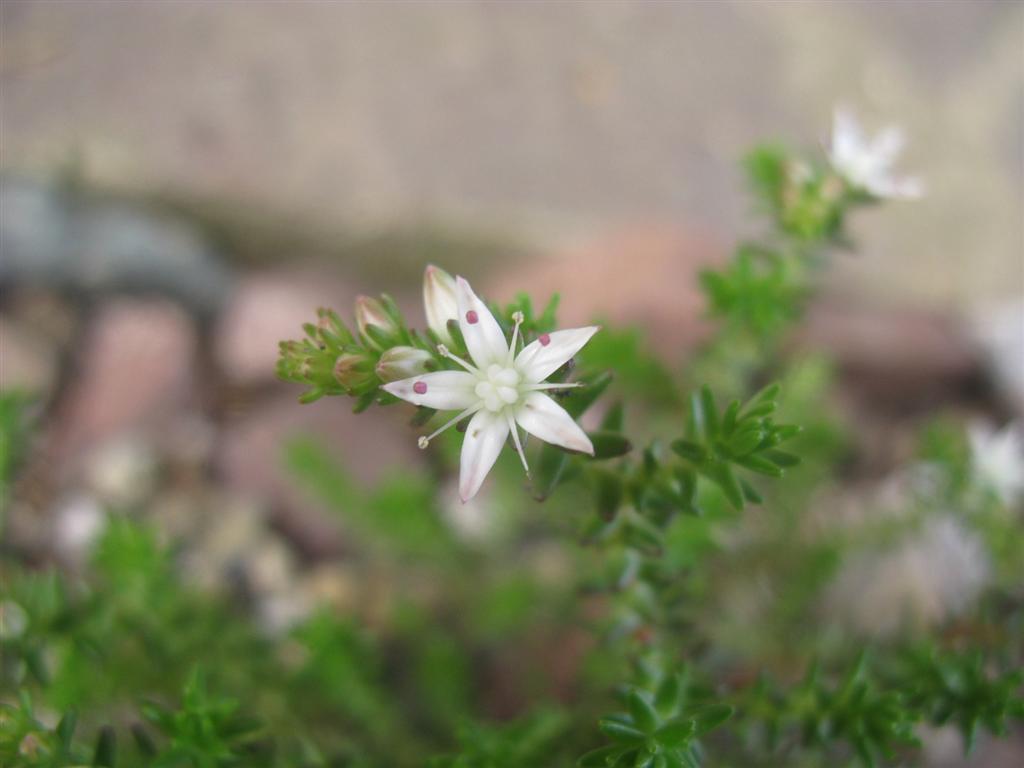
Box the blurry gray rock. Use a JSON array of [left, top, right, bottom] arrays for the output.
[[157, 415, 218, 478], [217, 391, 422, 558], [246, 537, 311, 635], [800, 299, 979, 401], [0, 320, 58, 396], [299, 562, 360, 615], [176, 492, 268, 593], [214, 270, 358, 385], [149, 490, 206, 546], [49, 298, 197, 459], [922, 723, 1024, 767], [244, 536, 298, 596], [0, 175, 231, 318], [148, 485, 257, 551], [487, 225, 716, 356]]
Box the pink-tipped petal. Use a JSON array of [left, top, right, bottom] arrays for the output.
[[382, 371, 477, 410], [459, 409, 510, 501], [514, 392, 594, 455], [455, 276, 508, 368], [515, 326, 599, 383]]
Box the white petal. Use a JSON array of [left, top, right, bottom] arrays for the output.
[[423, 264, 459, 343], [868, 126, 906, 168], [382, 371, 477, 410], [831, 106, 863, 166], [515, 326, 599, 383], [874, 175, 925, 200], [459, 409, 510, 501], [455, 276, 508, 368], [515, 392, 594, 455]]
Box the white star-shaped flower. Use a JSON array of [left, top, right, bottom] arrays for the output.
[[829, 107, 924, 200], [968, 421, 1024, 507], [383, 276, 597, 501]]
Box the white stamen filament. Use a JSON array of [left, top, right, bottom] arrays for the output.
[[507, 311, 525, 366], [506, 412, 530, 475], [419, 404, 481, 447], [436, 344, 479, 375], [525, 381, 585, 391]]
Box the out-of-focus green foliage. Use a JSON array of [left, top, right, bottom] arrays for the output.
[[283, 436, 456, 558], [700, 246, 807, 339], [579, 671, 733, 768], [743, 144, 861, 243], [577, 328, 679, 409], [428, 709, 570, 768], [263, 131, 1021, 768], [563, 137, 1024, 768], [902, 646, 1024, 754], [0, 391, 35, 516], [1, 513, 544, 766], [670, 384, 801, 511]]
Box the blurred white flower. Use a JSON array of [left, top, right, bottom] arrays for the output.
[[829, 107, 924, 200], [87, 436, 157, 508], [54, 494, 107, 560], [384, 275, 597, 501], [968, 299, 1024, 416], [968, 420, 1024, 506], [829, 514, 989, 637]]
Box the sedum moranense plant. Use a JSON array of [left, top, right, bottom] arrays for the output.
[[3, 111, 1020, 768], [274, 109, 1022, 768]]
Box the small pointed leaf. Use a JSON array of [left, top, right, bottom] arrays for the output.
[[655, 718, 696, 747], [692, 704, 734, 735], [670, 440, 706, 463], [92, 727, 116, 767], [590, 431, 633, 460], [599, 719, 646, 743], [628, 690, 659, 733]]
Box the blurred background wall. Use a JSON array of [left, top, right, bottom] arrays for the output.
[[2, 0, 1021, 308]]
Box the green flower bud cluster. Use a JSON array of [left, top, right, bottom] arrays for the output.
[[277, 266, 566, 418], [276, 294, 442, 409]]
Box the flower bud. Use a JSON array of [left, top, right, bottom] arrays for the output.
[[423, 264, 458, 343], [333, 352, 374, 390], [375, 346, 433, 383], [355, 295, 399, 347]]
